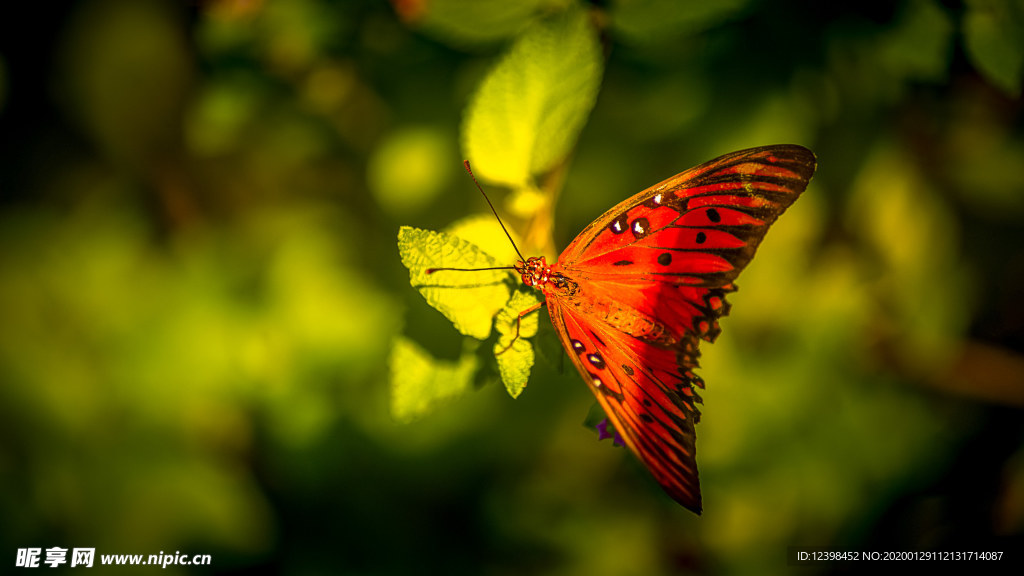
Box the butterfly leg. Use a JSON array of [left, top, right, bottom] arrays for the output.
[[496, 301, 546, 355]]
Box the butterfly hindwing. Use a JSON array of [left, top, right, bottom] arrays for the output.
[[548, 297, 705, 512]]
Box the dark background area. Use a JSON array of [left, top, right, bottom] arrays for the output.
[[0, 1, 1022, 574]]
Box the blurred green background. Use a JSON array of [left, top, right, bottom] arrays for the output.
[[1, 0, 1023, 574]]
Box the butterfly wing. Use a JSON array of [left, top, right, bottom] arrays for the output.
[[559, 144, 817, 282], [546, 296, 709, 511], [548, 145, 816, 512]]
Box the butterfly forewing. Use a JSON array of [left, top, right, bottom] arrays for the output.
[[542, 145, 816, 512], [559, 144, 817, 280]]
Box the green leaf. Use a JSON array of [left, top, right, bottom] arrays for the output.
[[462, 6, 603, 187], [444, 213, 521, 266], [877, 0, 954, 83], [410, 0, 547, 47], [493, 289, 543, 398], [389, 336, 479, 423], [964, 0, 1024, 98], [610, 0, 752, 43], [398, 226, 511, 340]]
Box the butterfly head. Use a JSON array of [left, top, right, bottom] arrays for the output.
[[515, 256, 549, 287], [515, 256, 576, 295]]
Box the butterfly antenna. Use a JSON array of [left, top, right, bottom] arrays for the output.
[[425, 265, 516, 274], [463, 160, 527, 263], [425, 162, 528, 275]]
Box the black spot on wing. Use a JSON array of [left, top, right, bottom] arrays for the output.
[[609, 214, 627, 235], [631, 217, 650, 238]]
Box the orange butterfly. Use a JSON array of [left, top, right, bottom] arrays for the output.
[[438, 145, 816, 513]]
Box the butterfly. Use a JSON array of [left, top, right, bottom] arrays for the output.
[[510, 145, 817, 514], [430, 145, 816, 513]]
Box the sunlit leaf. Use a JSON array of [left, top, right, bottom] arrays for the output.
[[506, 182, 548, 218], [398, 226, 512, 339], [389, 336, 479, 423], [493, 289, 542, 398], [462, 6, 603, 187], [444, 213, 521, 265]]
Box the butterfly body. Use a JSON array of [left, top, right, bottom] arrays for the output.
[[515, 145, 816, 514]]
